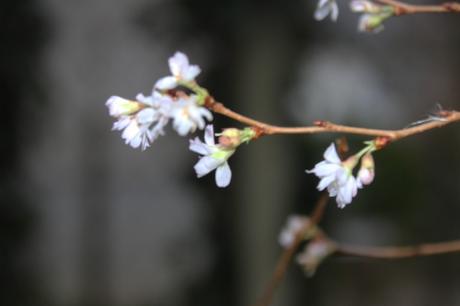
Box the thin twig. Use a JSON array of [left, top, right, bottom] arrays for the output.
[[337, 240, 460, 259], [377, 0, 460, 15], [205, 96, 460, 143], [253, 193, 329, 306]]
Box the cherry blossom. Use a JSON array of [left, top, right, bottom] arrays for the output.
[[314, 0, 339, 22], [155, 52, 201, 90], [107, 93, 172, 150], [279, 215, 311, 248], [189, 125, 234, 187], [170, 96, 213, 136], [307, 143, 360, 208]]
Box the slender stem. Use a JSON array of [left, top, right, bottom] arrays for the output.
[[377, 0, 460, 15], [337, 240, 460, 259], [206, 97, 460, 143], [253, 193, 329, 306]]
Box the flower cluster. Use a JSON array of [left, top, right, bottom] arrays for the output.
[[314, 0, 395, 33], [190, 125, 256, 188], [106, 52, 212, 150], [307, 143, 376, 208], [296, 238, 336, 276], [350, 0, 395, 33], [106, 51, 259, 188], [279, 215, 313, 248]]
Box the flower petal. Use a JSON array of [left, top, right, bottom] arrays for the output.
[[327, 183, 338, 197], [337, 177, 357, 208], [308, 162, 341, 177], [194, 156, 221, 178], [335, 168, 349, 185], [169, 52, 189, 77], [135, 93, 154, 106], [323, 143, 341, 164], [122, 120, 140, 143], [317, 174, 336, 191], [183, 65, 201, 81], [317, 0, 329, 8], [314, 2, 331, 21], [189, 138, 211, 155], [204, 125, 215, 146], [215, 162, 232, 187], [137, 108, 157, 125], [155, 76, 178, 90], [112, 117, 131, 131], [330, 1, 339, 21], [128, 134, 142, 148]]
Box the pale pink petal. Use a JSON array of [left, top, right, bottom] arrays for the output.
[[183, 65, 201, 81], [155, 76, 178, 90], [351, 176, 359, 197], [337, 177, 355, 207], [335, 168, 349, 185], [189, 138, 211, 155], [350, 0, 366, 12], [215, 162, 232, 187], [137, 108, 156, 125], [308, 162, 341, 177], [317, 175, 336, 191], [194, 156, 221, 177], [204, 125, 215, 146], [317, 0, 329, 8], [323, 143, 341, 164], [330, 1, 339, 21], [314, 3, 331, 20], [358, 168, 374, 185], [106, 96, 125, 116], [128, 134, 142, 148], [112, 117, 131, 130], [327, 184, 338, 197], [169, 52, 188, 77], [122, 120, 140, 142], [135, 93, 155, 106], [174, 118, 194, 136]]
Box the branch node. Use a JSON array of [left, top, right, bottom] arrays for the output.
[[313, 120, 329, 127], [375, 136, 391, 149], [393, 5, 408, 15], [251, 126, 266, 139], [442, 2, 460, 11], [204, 95, 216, 108]]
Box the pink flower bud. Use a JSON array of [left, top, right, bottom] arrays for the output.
[[358, 167, 375, 185], [357, 153, 375, 185]]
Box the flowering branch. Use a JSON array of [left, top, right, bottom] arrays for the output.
[[336, 239, 460, 259], [377, 0, 460, 15], [253, 193, 329, 306], [205, 95, 460, 143]]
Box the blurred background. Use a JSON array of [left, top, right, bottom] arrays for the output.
[[2, 0, 460, 305]]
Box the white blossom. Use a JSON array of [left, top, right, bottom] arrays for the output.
[[296, 239, 336, 276], [357, 167, 374, 185], [307, 143, 360, 208], [279, 215, 311, 249], [189, 125, 234, 188], [155, 52, 201, 90], [358, 13, 385, 33], [108, 92, 172, 150], [314, 0, 339, 22], [357, 152, 375, 186], [106, 96, 142, 117], [171, 96, 213, 136]]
